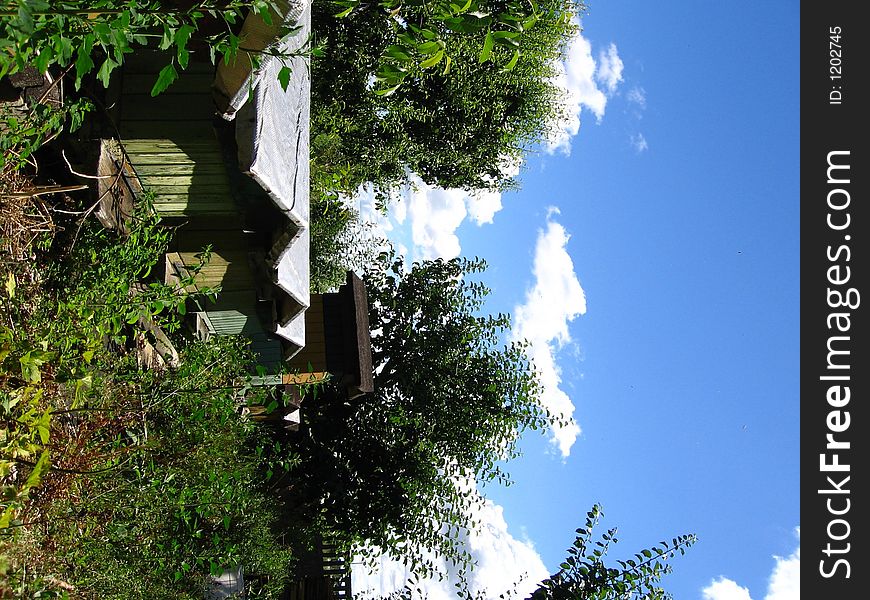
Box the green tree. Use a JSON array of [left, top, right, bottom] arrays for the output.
[[310, 0, 582, 195], [288, 252, 550, 575], [528, 505, 697, 600], [369, 505, 696, 600]]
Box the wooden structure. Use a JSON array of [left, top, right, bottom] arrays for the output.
[[286, 537, 353, 600], [96, 0, 373, 423], [286, 272, 374, 399], [97, 0, 313, 374]]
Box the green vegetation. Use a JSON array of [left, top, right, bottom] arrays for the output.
[[376, 506, 697, 600], [310, 0, 581, 197], [0, 0, 279, 93], [1, 188, 298, 597], [287, 253, 549, 574], [2, 1, 694, 598], [529, 506, 696, 600]]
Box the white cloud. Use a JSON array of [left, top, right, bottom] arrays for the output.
[[512, 210, 585, 457], [596, 43, 624, 94], [703, 578, 753, 600], [352, 490, 549, 600], [702, 528, 800, 600], [765, 528, 800, 600], [467, 188, 503, 226], [406, 185, 469, 260], [626, 86, 647, 111], [631, 133, 649, 153], [548, 29, 624, 154], [355, 174, 508, 262]]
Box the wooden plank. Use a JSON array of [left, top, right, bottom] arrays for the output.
[[163, 215, 248, 231], [150, 198, 235, 209], [120, 93, 217, 121], [189, 271, 256, 290], [122, 72, 214, 95], [179, 250, 249, 263], [123, 50, 215, 75], [143, 192, 238, 204], [119, 120, 217, 139], [171, 229, 253, 252], [144, 185, 232, 197], [137, 173, 231, 187], [123, 139, 224, 152], [149, 193, 235, 203], [125, 152, 225, 166], [152, 205, 238, 216], [152, 206, 237, 218], [135, 164, 228, 177], [283, 372, 329, 386]]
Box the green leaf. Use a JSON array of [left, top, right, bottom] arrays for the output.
[[151, 63, 178, 97], [0, 506, 15, 530], [160, 25, 174, 51], [4, 272, 15, 298], [175, 24, 195, 69], [277, 65, 292, 91], [373, 85, 401, 97], [34, 46, 53, 74], [92, 22, 113, 46], [417, 41, 441, 55], [334, 6, 354, 18], [96, 57, 119, 88], [74, 35, 95, 84], [420, 50, 444, 69], [502, 49, 520, 71], [178, 48, 190, 70], [54, 35, 74, 63], [385, 45, 413, 62], [23, 449, 50, 492], [74, 374, 93, 403], [479, 32, 494, 63]]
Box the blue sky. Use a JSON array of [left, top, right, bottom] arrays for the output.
[[352, 1, 800, 598]]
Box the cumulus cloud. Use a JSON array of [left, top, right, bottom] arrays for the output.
[[512, 209, 585, 457], [352, 491, 549, 600], [702, 528, 800, 600], [765, 529, 800, 600], [355, 173, 510, 262], [548, 29, 624, 154], [406, 185, 469, 260], [596, 43, 624, 93], [703, 578, 753, 600]]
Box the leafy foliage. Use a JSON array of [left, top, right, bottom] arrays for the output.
[[1, 193, 294, 598], [310, 0, 581, 195], [288, 252, 549, 575], [0, 0, 277, 92], [1, 97, 92, 170], [529, 505, 697, 600], [309, 136, 385, 292], [366, 505, 696, 600]]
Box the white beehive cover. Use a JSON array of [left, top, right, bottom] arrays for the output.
[[214, 0, 311, 346]]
